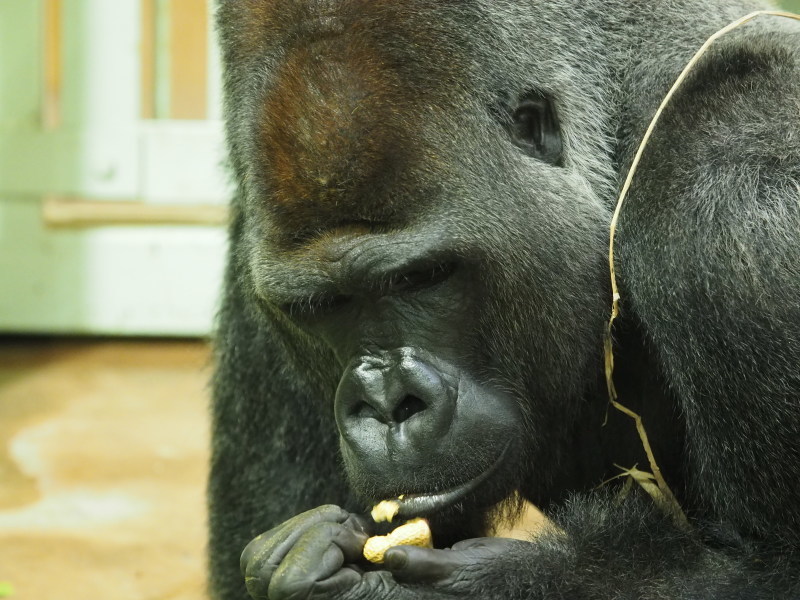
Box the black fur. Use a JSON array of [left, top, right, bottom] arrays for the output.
[[209, 1, 800, 598]]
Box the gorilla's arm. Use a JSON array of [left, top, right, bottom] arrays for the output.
[[389, 495, 791, 599]]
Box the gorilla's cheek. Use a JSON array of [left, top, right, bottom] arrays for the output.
[[333, 347, 523, 512]]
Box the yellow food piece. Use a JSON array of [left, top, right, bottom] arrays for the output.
[[370, 499, 401, 523], [363, 518, 433, 564]]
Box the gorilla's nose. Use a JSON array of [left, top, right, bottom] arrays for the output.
[[335, 349, 456, 459]]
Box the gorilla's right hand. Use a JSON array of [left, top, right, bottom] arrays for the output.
[[241, 505, 376, 600]]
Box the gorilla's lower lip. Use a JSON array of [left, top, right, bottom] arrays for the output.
[[392, 444, 511, 519]]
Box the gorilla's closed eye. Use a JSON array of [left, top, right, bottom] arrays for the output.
[[278, 262, 456, 317], [384, 261, 457, 295], [496, 90, 563, 166]]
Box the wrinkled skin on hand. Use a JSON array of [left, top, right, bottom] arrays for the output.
[[240, 505, 519, 600]]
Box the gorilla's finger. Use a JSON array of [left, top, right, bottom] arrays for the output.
[[268, 521, 369, 600], [241, 505, 349, 578], [383, 546, 463, 583], [341, 512, 373, 538], [308, 566, 363, 598], [244, 572, 269, 600]]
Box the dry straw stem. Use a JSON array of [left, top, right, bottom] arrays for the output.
[[600, 464, 688, 526], [605, 10, 800, 529]]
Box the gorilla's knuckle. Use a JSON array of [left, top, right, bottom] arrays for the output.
[[303, 520, 341, 541], [244, 574, 270, 600], [245, 555, 278, 581], [240, 538, 260, 575], [269, 569, 315, 600]]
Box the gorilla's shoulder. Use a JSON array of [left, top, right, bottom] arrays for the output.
[[647, 29, 800, 177], [686, 30, 797, 89], [677, 29, 799, 116]]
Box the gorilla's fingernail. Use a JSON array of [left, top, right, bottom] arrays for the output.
[[384, 549, 408, 569]]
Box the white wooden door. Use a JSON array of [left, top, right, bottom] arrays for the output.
[[0, 0, 230, 336]]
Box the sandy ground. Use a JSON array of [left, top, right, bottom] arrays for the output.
[[0, 339, 212, 600]]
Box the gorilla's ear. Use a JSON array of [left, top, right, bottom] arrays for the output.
[[495, 90, 563, 166]]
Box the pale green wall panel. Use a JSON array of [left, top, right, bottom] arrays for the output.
[[0, 2, 41, 128]]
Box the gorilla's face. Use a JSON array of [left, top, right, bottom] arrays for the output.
[[218, 0, 611, 536], [283, 239, 526, 534]]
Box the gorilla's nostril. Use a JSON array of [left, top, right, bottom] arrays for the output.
[[393, 395, 427, 423], [353, 402, 381, 421]]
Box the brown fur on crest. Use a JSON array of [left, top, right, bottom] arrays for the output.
[[257, 34, 415, 234], [236, 1, 465, 239]]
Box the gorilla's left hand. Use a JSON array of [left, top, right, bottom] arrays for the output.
[[240, 505, 518, 600]]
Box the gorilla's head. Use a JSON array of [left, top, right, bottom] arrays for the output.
[[217, 0, 614, 539]]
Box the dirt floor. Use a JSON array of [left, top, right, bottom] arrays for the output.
[[0, 338, 212, 600]]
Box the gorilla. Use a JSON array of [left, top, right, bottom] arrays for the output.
[[209, 0, 800, 598]]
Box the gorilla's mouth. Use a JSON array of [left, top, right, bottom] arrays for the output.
[[386, 443, 511, 520]]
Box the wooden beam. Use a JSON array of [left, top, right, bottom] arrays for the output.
[[42, 196, 228, 228]]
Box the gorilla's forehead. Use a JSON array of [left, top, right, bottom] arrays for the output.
[[218, 0, 621, 238], [221, 0, 617, 74], [256, 33, 443, 229], [227, 2, 495, 234], [218, 0, 487, 70]]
